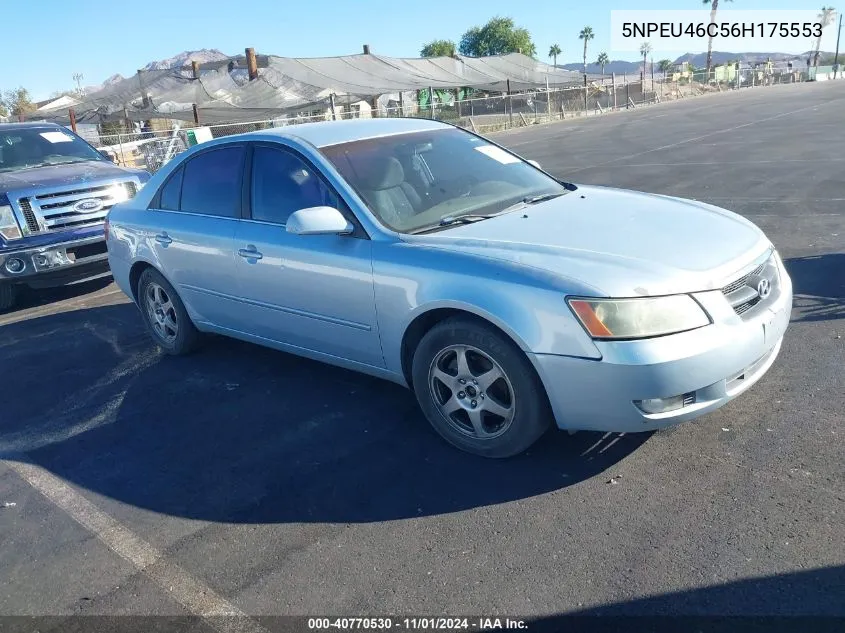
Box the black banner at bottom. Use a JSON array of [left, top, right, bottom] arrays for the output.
[[0, 616, 843, 633]]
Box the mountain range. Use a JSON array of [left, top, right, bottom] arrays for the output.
[[559, 51, 833, 75]]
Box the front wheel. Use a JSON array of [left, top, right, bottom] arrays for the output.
[[411, 317, 552, 458], [137, 268, 200, 355]]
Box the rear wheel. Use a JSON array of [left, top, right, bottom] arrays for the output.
[[0, 284, 17, 312], [137, 268, 200, 355], [411, 316, 551, 458]]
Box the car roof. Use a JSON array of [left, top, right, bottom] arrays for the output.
[[0, 121, 63, 131], [246, 117, 453, 148]]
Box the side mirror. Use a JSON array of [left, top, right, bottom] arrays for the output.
[[526, 159, 541, 169], [286, 206, 354, 236]]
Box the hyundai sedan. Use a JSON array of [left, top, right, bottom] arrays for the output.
[[106, 118, 792, 457]]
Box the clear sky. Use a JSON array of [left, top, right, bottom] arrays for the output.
[[3, 0, 839, 100]]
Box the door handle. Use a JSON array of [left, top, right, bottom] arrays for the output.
[[154, 233, 172, 246], [238, 246, 263, 260]]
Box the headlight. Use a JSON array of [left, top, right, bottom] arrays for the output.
[[568, 295, 710, 340], [0, 205, 22, 240]]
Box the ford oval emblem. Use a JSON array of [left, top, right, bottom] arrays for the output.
[[74, 198, 104, 213]]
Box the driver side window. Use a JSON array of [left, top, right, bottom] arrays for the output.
[[250, 146, 338, 225]]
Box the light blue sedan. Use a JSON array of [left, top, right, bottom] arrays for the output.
[[106, 118, 792, 457]]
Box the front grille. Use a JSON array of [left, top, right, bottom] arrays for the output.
[[721, 252, 778, 317], [16, 181, 136, 234], [721, 262, 765, 296], [18, 198, 40, 232], [734, 296, 762, 315]]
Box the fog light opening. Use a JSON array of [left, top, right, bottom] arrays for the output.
[[635, 392, 696, 415], [4, 257, 25, 274]]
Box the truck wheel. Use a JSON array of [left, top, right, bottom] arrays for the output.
[[0, 284, 17, 312], [411, 316, 552, 458], [137, 268, 200, 355]]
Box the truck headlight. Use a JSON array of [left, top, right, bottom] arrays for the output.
[[568, 295, 710, 340], [0, 205, 22, 240]]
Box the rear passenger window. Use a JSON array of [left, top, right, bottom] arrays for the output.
[[159, 167, 183, 210], [180, 146, 245, 217]]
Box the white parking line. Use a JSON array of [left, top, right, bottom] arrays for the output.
[[5, 459, 269, 633]]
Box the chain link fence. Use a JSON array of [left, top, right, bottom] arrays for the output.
[[92, 70, 812, 173]]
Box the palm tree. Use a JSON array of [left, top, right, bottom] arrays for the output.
[[596, 52, 609, 75], [548, 44, 562, 67], [640, 42, 653, 81], [579, 26, 594, 75], [702, 0, 732, 81], [814, 7, 837, 67], [658, 59, 673, 80]]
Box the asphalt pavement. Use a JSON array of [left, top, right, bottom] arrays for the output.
[[1, 81, 843, 628]]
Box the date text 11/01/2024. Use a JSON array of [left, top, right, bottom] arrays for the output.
[[621, 22, 823, 39], [307, 618, 528, 630]]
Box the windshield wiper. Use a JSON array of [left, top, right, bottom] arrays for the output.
[[438, 214, 497, 226], [501, 192, 566, 213]]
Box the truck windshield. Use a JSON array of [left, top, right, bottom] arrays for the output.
[[0, 128, 105, 172]]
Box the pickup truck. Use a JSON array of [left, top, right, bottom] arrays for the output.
[[0, 122, 150, 311]]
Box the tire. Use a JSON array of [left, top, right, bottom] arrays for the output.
[[136, 268, 200, 355], [411, 316, 552, 458], [0, 284, 17, 312]]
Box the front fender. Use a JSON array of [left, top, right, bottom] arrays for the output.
[[373, 242, 602, 376]]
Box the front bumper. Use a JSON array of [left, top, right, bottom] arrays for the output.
[[532, 264, 793, 433], [0, 234, 110, 289]]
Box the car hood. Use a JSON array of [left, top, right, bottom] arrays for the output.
[[403, 185, 772, 297], [0, 160, 146, 193]]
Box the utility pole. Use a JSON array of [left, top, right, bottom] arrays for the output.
[[834, 13, 843, 79]]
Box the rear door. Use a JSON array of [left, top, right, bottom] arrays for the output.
[[146, 144, 245, 328], [232, 143, 383, 367]]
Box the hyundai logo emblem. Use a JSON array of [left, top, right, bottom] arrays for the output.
[[757, 278, 771, 300], [73, 198, 104, 213]]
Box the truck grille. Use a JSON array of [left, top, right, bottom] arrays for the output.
[[721, 252, 779, 317], [18, 198, 40, 233], [16, 181, 137, 235]]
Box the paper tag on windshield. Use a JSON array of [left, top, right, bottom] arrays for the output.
[[40, 131, 73, 143], [475, 145, 521, 164]]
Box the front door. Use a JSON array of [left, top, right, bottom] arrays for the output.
[[233, 144, 383, 368]]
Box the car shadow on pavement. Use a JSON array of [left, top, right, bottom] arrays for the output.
[[0, 303, 650, 523], [785, 254, 845, 322], [526, 565, 845, 631]]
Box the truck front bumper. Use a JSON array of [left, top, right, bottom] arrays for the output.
[[0, 235, 110, 289]]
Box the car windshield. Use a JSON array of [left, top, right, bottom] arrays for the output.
[[0, 127, 105, 173], [319, 128, 570, 233]]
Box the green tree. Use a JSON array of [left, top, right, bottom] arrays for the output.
[[658, 59, 674, 79], [0, 87, 36, 117], [640, 41, 653, 79], [459, 17, 536, 57], [548, 44, 562, 67], [420, 39, 457, 58], [596, 52, 610, 75], [814, 7, 837, 67], [702, 0, 733, 80], [578, 26, 595, 74]]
